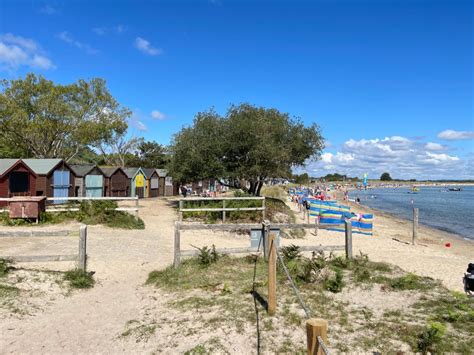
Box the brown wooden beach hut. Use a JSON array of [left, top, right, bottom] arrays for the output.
[[70, 165, 105, 197], [0, 159, 37, 206], [156, 169, 167, 196], [101, 167, 130, 197], [23, 159, 76, 200], [143, 168, 159, 198]]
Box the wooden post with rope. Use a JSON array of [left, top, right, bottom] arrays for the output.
[[345, 219, 353, 260], [222, 200, 226, 222], [306, 318, 328, 355], [412, 207, 419, 245], [268, 229, 277, 316], [179, 200, 183, 222]]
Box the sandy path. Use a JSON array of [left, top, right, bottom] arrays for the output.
[[0, 198, 177, 354]]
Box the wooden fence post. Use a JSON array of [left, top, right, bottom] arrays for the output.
[[268, 230, 277, 316], [78, 224, 87, 271], [262, 198, 266, 222], [345, 219, 353, 260], [412, 208, 419, 245], [262, 220, 270, 260], [174, 221, 181, 268], [222, 200, 226, 222], [179, 200, 183, 222], [135, 196, 139, 216], [306, 318, 328, 355]]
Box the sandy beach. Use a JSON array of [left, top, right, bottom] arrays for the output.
[[0, 196, 472, 353]]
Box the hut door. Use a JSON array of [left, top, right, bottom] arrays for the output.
[[135, 173, 145, 198], [9, 172, 29, 196], [85, 175, 103, 197], [53, 170, 70, 203]]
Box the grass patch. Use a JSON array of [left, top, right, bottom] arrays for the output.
[[0, 283, 19, 298], [0, 201, 144, 229], [147, 249, 474, 353], [121, 319, 158, 343], [64, 269, 95, 289]]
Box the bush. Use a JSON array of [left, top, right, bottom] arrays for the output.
[[417, 322, 446, 354], [196, 245, 220, 266], [324, 268, 345, 293], [280, 245, 302, 262], [0, 259, 12, 277], [64, 269, 95, 289]]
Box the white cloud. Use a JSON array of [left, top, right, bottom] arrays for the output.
[[151, 110, 166, 120], [40, 4, 59, 15], [93, 25, 126, 36], [425, 142, 444, 151], [302, 135, 472, 180], [57, 31, 98, 54], [437, 129, 474, 140], [0, 33, 54, 71], [134, 37, 162, 56]]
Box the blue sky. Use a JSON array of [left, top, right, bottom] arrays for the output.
[[0, 0, 472, 179]]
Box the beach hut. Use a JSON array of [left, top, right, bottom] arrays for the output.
[[101, 167, 130, 197], [156, 169, 167, 196], [0, 159, 37, 206], [124, 167, 146, 198], [70, 165, 105, 197], [143, 168, 159, 198], [23, 159, 76, 201]]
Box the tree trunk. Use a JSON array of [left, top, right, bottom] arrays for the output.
[[256, 181, 264, 196], [248, 181, 256, 195]]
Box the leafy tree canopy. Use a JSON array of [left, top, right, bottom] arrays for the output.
[[0, 73, 130, 160], [380, 172, 392, 181], [169, 104, 324, 195]]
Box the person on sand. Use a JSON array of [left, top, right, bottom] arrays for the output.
[[356, 196, 360, 204], [180, 185, 188, 198]]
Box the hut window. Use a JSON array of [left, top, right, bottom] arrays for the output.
[[9, 171, 29, 193]]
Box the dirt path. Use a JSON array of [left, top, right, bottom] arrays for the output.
[[0, 198, 178, 353]]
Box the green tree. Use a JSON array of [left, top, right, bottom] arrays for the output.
[[380, 172, 392, 181], [169, 104, 324, 195], [0, 73, 130, 160], [132, 141, 170, 168], [294, 173, 310, 184]]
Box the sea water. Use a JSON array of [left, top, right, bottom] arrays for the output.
[[349, 185, 474, 240]]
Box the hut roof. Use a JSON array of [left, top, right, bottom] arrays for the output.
[[0, 159, 20, 176], [123, 167, 145, 179], [100, 167, 122, 178], [156, 168, 168, 177], [70, 164, 97, 177], [142, 168, 156, 179], [23, 159, 63, 175]]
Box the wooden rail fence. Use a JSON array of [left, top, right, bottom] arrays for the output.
[[178, 196, 266, 222], [0, 225, 88, 270], [0, 196, 140, 216]]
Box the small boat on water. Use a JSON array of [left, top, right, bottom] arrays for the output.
[[448, 187, 462, 192], [408, 186, 420, 194]]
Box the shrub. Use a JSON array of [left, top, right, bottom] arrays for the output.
[[324, 268, 345, 293], [417, 322, 446, 354], [0, 259, 12, 277], [64, 269, 95, 289], [197, 245, 220, 266], [280, 245, 302, 262], [389, 273, 432, 291]]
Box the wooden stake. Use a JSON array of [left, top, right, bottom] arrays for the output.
[[262, 198, 266, 222], [78, 224, 87, 271], [135, 195, 139, 216], [174, 221, 181, 268], [306, 318, 328, 355], [268, 230, 277, 316], [179, 200, 183, 222], [412, 207, 419, 245], [345, 219, 353, 259], [222, 200, 226, 222]]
